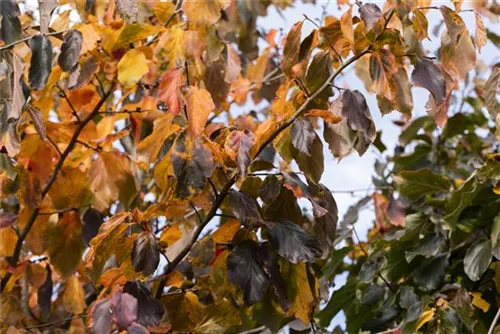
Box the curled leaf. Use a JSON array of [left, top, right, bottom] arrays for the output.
[[132, 231, 160, 276], [29, 35, 53, 90], [58, 30, 83, 72]]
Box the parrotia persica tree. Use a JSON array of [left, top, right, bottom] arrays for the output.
[[0, 0, 499, 332]]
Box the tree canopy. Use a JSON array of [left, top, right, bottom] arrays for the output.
[[0, 0, 499, 333]]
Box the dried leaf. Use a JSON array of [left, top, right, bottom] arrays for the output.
[[58, 30, 83, 71], [132, 231, 160, 276], [115, 0, 138, 22], [29, 35, 53, 90], [38, 265, 52, 319]]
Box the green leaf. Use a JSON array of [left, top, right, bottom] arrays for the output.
[[405, 234, 444, 262], [399, 116, 435, 146], [394, 168, 451, 201], [318, 279, 357, 327], [266, 220, 322, 264], [492, 213, 500, 259], [413, 253, 448, 291], [359, 251, 387, 283], [464, 239, 492, 281], [322, 246, 352, 277]]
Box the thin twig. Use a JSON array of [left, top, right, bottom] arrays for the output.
[[0, 29, 70, 51], [76, 140, 100, 152], [303, 14, 343, 63], [207, 178, 219, 197], [352, 226, 396, 293], [0, 88, 112, 293], [488, 307, 500, 334], [21, 315, 86, 330], [189, 202, 202, 223], [46, 135, 62, 156], [57, 85, 81, 123], [236, 326, 266, 334]]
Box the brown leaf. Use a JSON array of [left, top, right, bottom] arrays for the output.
[[171, 131, 214, 198], [115, 0, 137, 22], [475, 11, 487, 53], [0, 211, 17, 229], [324, 90, 376, 158], [112, 291, 138, 330], [26, 105, 47, 141], [225, 45, 242, 83], [281, 21, 303, 77], [224, 130, 255, 176], [38, 265, 53, 319], [132, 231, 160, 276], [88, 298, 113, 334], [359, 3, 382, 30], [411, 57, 447, 106]]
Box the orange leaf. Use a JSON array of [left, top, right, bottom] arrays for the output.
[[305, 109, 342, 124], [185, 86, 215, 137]]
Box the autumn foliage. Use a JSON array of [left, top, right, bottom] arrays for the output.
[[0, 0, 499, 333]]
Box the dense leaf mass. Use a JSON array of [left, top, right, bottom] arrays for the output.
[[0, 0, 498, 333]]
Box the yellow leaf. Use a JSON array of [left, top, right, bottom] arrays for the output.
[[154, 1, 175, 22], [470, 292, 490, 312], [159, 223, 182, 248], [115, 23, 165, 48], [47, 211, 85, 278], [154, 25, 185, 69], [117, 49, 149, 88], [0, 227, 17, 257], [137, 113, 180, 166], [185, 86, 215, 137], [288, 263, 315, 325], [165, 271, 185, 288], [63, 275, 86, 314], [211, 220, 241, 244], [416, 308, 435, 330], [183, 0, 229, 26], [90, 152, 138, 211]]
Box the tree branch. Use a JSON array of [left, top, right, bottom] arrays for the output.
[[0, 88, 112, 293], [0, 29, 70, 51], [153, 11, 395, 298]]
